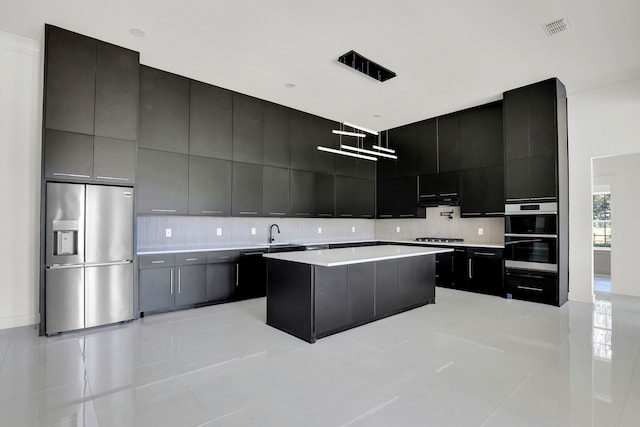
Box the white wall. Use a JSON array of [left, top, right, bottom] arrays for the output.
[[568, 77, 640, 302], [0, 31, 43, 328], [592, 154, 640, 294]]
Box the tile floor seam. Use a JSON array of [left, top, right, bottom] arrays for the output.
[[478, 368, 537, 427], [616, 341, 640, 426]]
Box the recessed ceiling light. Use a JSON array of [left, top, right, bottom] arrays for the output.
[[372, 114, 381, 118], [129, 28, 146, 37], [284, 83, 296, 88]]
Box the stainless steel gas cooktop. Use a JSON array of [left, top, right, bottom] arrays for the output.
[[415, 237, 464, 243]]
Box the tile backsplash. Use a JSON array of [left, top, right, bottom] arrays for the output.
[[374, 207, 504, 244], [136, 216, 375, 251]]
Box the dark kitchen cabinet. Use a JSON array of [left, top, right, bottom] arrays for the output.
[[312, 118, 336, 174], [336, 176, 374, 218], [263, 166, 290, 217], [174, 264, 206, 306], [232, 93, 263, 164], [466, 248, 504, 296], [435, 248, 468, 290], [188, 156, 232, 216], [418, 172, 459, 203], [290, 170, 315, 217], [139, 66, 190, 154], [505, 156, 555, 202], [399, 255, 434, 307], [94, 137, 136, 184], [290, 112, 314, 171], [505, 158, 530, 201], [356, 158, 376, 180], [232, 162, 263, 216], [262, 103, 290, 168], [335, 155, 358, 178], [44, 129, 94, 181], [237, 249, 268, 300], [314, 266, 349, 335], [139, 267, 174, 312], [377, 176, 422, 218], [314, 173, 335, 217], [438, 113, 460, 172], [45, 25, 96, 135], [528, 81, 557, 158], [347, 263, 375, 324], [417, 118, 438, 175], [459, 102, 503, 170], [206, 251, 240, 303], [189, 81, 233, 160], [375, 259, 399, 315], [94, 41, 139, 141], [530, 156, 556, 199], [504, 88, 529, 161], [137, 149, 188, 214], [392, 125, 418, 177], [460, 165, 504, 216]]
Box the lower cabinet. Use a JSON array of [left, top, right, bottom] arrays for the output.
[[237, 249, 269, 300], [435, 246, 504, 296], [139, 253, 207, 313], [206, 250, 240, 303]]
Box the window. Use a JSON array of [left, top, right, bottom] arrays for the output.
[[593, 192, 611, 248]]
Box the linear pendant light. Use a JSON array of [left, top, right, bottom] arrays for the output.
[[343, 122, 379, 136], [371, 145, 396, 154], [317, 146, 377, 161], [332, 129, 367, 138], [340, 144, 397, 159]]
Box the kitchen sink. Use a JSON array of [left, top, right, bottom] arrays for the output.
[[266, 244, 306, 253]]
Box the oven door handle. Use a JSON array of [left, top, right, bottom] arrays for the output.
[[505, 233, 558, 238], [506, 272, 547, 280]]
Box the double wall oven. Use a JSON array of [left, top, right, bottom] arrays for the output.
[[504, 202, 559, 303]]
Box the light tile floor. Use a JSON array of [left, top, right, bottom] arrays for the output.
[[1, 288, 639, 426]]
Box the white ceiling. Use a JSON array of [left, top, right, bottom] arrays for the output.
[[2, 0, 639, 130]]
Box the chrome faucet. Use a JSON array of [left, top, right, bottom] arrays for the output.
[[268, 223, 280, 243]]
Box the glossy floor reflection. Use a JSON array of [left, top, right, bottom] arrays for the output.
[[1, 288, 639, 426]]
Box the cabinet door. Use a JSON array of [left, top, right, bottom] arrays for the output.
[[232, 93, 263, 164], [398, 256, 433, 307], [460, 168, 484, 217], [376, 179, 395, 218], [378, 177, 419, 218], [438, 171, 460, 198], [528, 80, 557, 158], [530, 156, 556, 200], [314, 173, 335, 217], [139, 66, 190, 154], [438, 113, 460, 172], [483, 165, 504, 215], [418, 174, 439, 200], [45, 26, 96, 135], [314, 266, 349, 335], [392, 125, 418, 177], [312, 117, 336, 174], [231, 162, 263, 216], [290, 112, 314, 170], [237, 251, 267, 300], [44, 129, 94, 181], [189, 81, 233, 160], [354, 179, 375, 218], [482, 102, 503, 167], [452, 248, 468, 290], [94, 137, 136, 184], [504, 87, 529, 161], [175, 265, 206, 306], [206, 263, 236, 302], [505, 158, 530, 202], [468, 249, 504, 296], [94, 41, 139, 141], [263, 166, 290, 217], [435, 252, 453, 288], [139, 268, 174, 312], [188, 156, 232, 216], [417, 119, 438, 175], [335, 176, 357, 218], [263, 103, 290, 168], [348, 263, 375, 324], [375, 259, 399, 315], [137, 149, 188, 214], [290, 170, 315, 217], [356, 158, 376, 180], [459, 109, 483, 170]]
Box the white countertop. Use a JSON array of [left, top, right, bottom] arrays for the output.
[[379, 239, 504, 249], [262, 245, 453, 267]]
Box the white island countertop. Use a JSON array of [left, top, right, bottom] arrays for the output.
[[262, 244, 453, 267]]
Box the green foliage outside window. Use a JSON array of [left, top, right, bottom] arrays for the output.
[[593, 193, 611, 247]]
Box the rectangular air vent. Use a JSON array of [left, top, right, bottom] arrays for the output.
[[338, 50, 396, 82], [543, 18, 570, 37]]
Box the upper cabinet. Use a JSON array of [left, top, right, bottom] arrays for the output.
[[232, 93, 263, 164], [437, 113, 460, 173], [43, 26, 139, 185], [417, 119, 437, 175], [504, 79, 563, 202], [262, 103, 290, 168], [139, 66, 190, 154], [189, 81, 233, 160], [459, 102, 503, 170]]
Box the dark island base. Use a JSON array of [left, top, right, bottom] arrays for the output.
[[266, 255, 436, 343]]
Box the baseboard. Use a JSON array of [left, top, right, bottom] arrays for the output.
[[0, 313, 40, 331]]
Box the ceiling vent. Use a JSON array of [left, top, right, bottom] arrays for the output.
[[542, 18, 570, 37], [337, 50, 397, 82]]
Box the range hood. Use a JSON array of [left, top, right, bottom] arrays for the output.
[[417, 194, 460, 207]]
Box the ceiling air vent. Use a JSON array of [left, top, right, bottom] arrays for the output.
[[337, 50, 396, 82], [542, 18, 570, 37]]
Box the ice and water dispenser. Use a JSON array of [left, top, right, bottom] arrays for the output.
[[53, 220, 79, 256]]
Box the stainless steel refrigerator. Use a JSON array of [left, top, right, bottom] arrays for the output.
[[45, 183, 134, 335]]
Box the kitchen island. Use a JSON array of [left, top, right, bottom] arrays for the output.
[[263, 245, 453, 343]]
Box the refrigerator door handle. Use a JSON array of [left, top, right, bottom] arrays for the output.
[[84, 260, 133, 268], [170, 269, 174, 295], [47, 264, 84, 270]]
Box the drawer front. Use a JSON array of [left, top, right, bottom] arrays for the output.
[[139, 254, 175, 269], [467, 247, 503, 258], [206, 250, 240, 264], [175, 252, 207, 265], [505, 271, 557, 304]]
